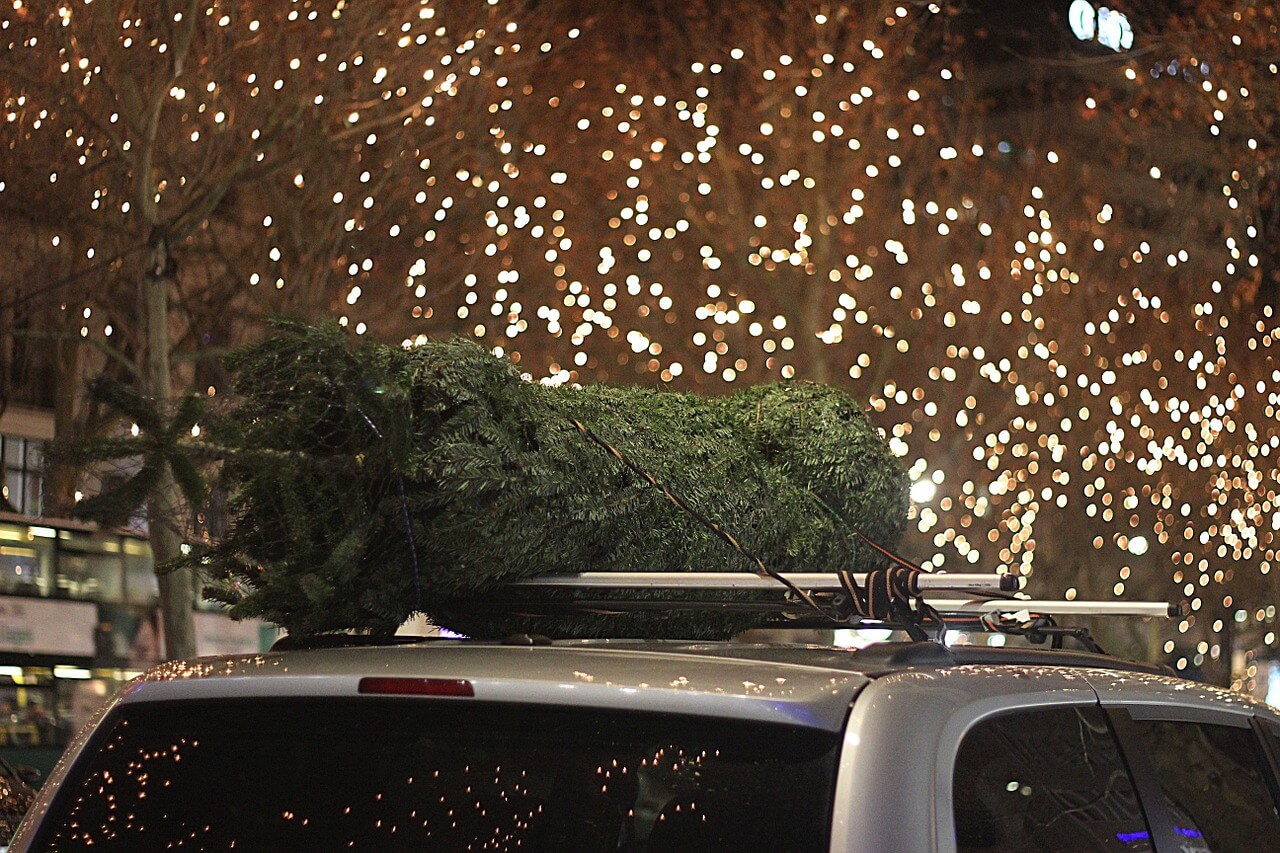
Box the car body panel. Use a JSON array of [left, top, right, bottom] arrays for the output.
[[1086, 668, 1280, 724], [13, 640, 1280, 853], [118, 644, 869, 730], [832, 664, 1100, 853], [830, 664, 1280, 852]]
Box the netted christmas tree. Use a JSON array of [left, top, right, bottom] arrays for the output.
[[190, 322, 908, 639]]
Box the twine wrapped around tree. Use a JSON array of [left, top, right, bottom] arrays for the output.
[[186, 322, 909, 639]]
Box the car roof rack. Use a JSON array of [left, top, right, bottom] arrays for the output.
[[510, 571, 1021, 593], [496, 571, 1181, 618], [486, 570, 1184, 654], [269, 571, 1184, 661], [270, 632, 434, 651]]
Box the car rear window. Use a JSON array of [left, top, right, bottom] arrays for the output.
[[33, 698, 839, 851]]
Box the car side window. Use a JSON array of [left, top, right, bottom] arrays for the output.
[[953, 705, 1149, 851], [1129, 718, 1280, 852]]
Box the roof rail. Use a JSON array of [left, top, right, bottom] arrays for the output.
[[511, 571, 1020, 593], [844, 641, 1173, 677], [489, 571, 1184, 654], [269, 633, 435, 652], [267, 573, 1184, 658]]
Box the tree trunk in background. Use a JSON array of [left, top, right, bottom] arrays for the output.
[[797, 290, 833, 385], [795, 146, 835, 386], [144, 244, 196, 661], [46, 329, 83, 516], [153, 467, 196, 660]]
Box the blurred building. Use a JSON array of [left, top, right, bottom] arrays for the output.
[[0, 390, 275, 775]]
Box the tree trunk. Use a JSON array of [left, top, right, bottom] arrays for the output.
[[794, 143, 835, 386], [144, 244, 197, 660], [152, 467, 196, 660], [796, 289, 833, 385], [46, 329, 83, 516]]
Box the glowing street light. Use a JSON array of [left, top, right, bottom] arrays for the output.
[[1069, 1, 1135, 52]]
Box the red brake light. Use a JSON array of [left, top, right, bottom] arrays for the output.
[[358, 677, 474, 697]]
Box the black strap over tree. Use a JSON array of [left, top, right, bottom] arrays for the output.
[[569, 416, 949, 637], [568, 417, 840, 622]]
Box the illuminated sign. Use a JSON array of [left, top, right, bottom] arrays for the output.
[[1069, 0, 1134, 52]]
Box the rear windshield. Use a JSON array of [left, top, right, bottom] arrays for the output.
[[34, 698, 839, 851]]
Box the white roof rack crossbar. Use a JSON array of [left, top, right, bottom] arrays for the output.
[[922, 598, 1181, 619]]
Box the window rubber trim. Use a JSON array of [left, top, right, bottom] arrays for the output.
[[1104, 707, 1180, 853], [1124, 703, 1250, 728]]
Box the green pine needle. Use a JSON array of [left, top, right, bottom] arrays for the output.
[[185, 322, 909, 639]]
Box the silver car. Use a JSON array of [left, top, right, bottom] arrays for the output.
[[10, 637, 1280, 851]]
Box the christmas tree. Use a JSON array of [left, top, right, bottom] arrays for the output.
[[189, 323, 907, 638]]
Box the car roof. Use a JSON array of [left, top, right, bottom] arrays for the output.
[[118, 638, 1278, 732], [123, 641, 871, 732]]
